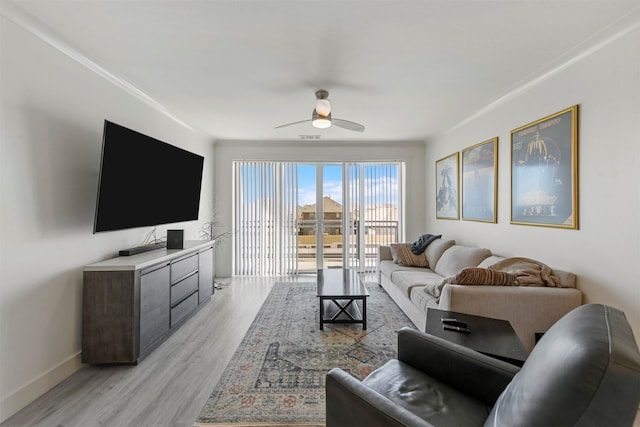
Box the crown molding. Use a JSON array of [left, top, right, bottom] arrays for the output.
[[445, 7, 640, 135], [1, 0, 200, 134]]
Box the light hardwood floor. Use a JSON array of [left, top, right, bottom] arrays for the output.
[[2, 275, 323, 427], [6, 274, 639, 427]]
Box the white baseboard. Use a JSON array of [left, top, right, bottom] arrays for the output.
[[0, 352, 82, 423]]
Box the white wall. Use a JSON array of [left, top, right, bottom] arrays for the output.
[[213, 140, 426, 277], [424, 25, 640, 343], [0, 15, 215, 420]]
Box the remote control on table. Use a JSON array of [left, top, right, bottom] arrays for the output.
[[441, 318, 468, 328], [443, 324, 470, 333]]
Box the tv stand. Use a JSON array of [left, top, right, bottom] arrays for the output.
[[83, 240, 215, 364], [119, 242, 167, 256]]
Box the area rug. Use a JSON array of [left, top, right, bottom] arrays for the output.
[[194, 281, 414, 426]]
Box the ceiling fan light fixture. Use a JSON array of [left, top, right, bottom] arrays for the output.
[[312, 110, 331, 128], [315, 98, 331, 116], [312, 117, 331, 128], [275, 90, 364, 132]]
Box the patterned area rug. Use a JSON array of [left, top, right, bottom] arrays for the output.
[[194, 281, 414, 426]]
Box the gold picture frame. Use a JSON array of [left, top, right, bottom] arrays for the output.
[[510, 105, 579, 229], [462, 137, 498, 223], [436, 152, 459, 220]]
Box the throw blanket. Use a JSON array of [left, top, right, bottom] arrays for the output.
[[411, 233, 442, 254], [489, 257, 560, 287]]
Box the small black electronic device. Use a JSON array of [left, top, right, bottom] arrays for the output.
[[167, 229, 184, 249], [441, 318, 468, 328], [443, 324, 470, 333]]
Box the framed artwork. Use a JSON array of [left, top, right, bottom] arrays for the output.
[[436, 152, 459, 220], [510, 105, 579, 229], [462, 137, 498, 223]]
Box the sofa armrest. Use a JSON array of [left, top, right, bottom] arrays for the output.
[[377, 245, 393, 283], [397, 327, 519, 406], [438, 285, 582, 351], [326, 367, 433, 427], [378, 245, 393, 262]]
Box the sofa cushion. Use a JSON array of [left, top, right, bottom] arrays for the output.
[[424, 238, 455, 268], [477, 255, 506, 268], [363, 360, 491, 426], [392, 270, 443, 298], [390, 243, 430, 268], [425, 267, 518, 297], [379, 260, 426, 279], [411, 285, 440, 312], [434, 245, 491, 277]]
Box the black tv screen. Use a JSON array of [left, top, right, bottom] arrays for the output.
[[93, 120, 204, 233]]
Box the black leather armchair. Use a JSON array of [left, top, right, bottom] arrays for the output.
[[326, 304, 640, 427]]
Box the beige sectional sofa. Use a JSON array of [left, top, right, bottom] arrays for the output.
[[377, 238, 582, 351]]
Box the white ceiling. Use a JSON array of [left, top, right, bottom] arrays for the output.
[[5, 0, 640, 142]]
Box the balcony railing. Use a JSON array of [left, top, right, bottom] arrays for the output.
[[235, 219, 399, 272], [295, 220, 399, 271]]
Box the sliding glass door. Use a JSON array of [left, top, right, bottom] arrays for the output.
[[319, 164, 344, 271], [233, 162, 299, 275], [233, 161, 403, 275], [344, 162, 403, 271]]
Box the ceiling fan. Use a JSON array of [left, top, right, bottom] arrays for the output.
[[275, 90, 365, 132]]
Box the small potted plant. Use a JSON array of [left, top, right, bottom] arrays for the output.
[[199, 206, 231, 290]]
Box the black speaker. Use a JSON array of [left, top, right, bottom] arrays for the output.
[[167, 229, 184, 249]]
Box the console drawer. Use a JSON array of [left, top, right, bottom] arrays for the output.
[[171, 273, 198, 306], [171, 253, 198, 283], [171, 292, 198, 327]]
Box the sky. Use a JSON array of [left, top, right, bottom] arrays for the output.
[[297, 164, 398, 207], [297, 164, 343, 206], [237, 162, 398, 207]]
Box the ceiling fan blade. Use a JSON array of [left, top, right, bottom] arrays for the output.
[[331, 118, 365, 132], [274, 119, 312, 129], [276, 90, 363, 133]]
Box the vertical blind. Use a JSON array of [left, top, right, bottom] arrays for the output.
[[233, 161, 403, 275], [344, 163, 403, 270], [233, 162, 299, 275]]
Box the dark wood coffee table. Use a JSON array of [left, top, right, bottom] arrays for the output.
[[426, 308, 529, 366], [317, 269, 369, 330]]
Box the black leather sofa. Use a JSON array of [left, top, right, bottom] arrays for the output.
[[326, 304, 640, 427]]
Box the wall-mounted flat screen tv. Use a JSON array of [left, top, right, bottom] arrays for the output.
[[93, 120, 204, 233]]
